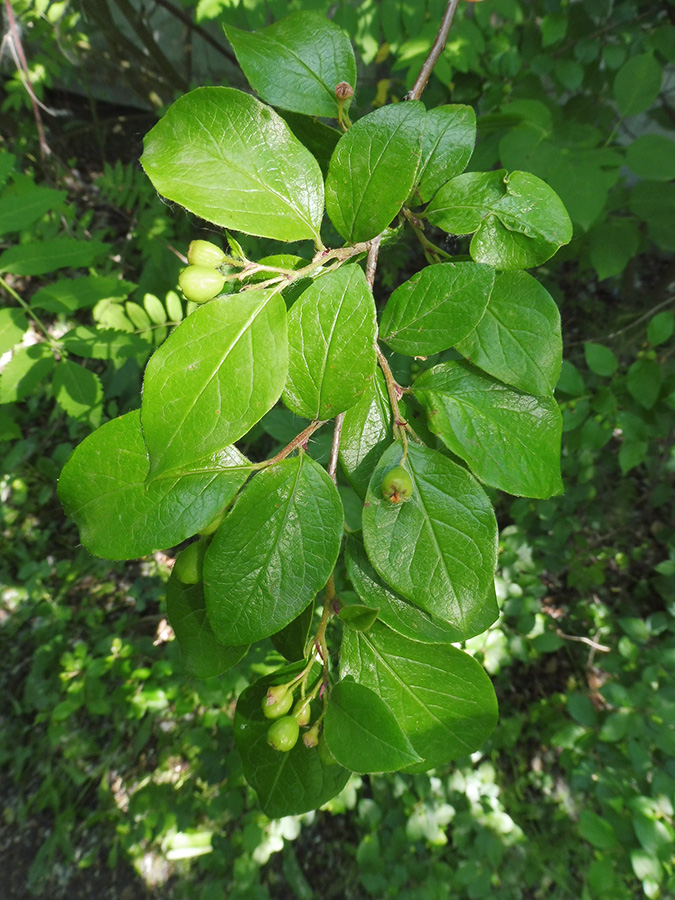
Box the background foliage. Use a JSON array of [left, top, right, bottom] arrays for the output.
[[1, 0, 674, 897]]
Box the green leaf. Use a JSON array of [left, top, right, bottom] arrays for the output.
[[0, 409, 20, 442], [0, 238, 109, 276], [270, 602, 315, 662], [339, 368, 392, 498], [0, 184, 65, 236], [280, 112, 342, 179], [225, 13, 356, 118], [337, 601, 379, 632], [584, 342, 618, 377], [414, 361, 563, 498], [60, 326, 147, 360], [166, 573, 248, 679], [0, 152, 15, 187], [626, 135, 675, 182], [141, 87, 324, 243], [613, 53, 662, 117], [579, 810, 618, 850], [0, 308, 28, 355], [362, 443, 497, 637], [283, 265, 377, 419], [204, 453, 344, 645], [57, 411, 251, 560], [456, 270, 561, 396], [52, 360, 103, 426], [630, 182, 675, 252], [30, 275, 136, 314], [340, 622, 498, 769], [647, 311, 674, 347], [0, 343, 55, 403], [141, 288, 287, 479], [414, 105, 476, 204], [379, 262, 494, 357], [324, 680, 422, 772], [233, 667, 350, 818], [588, 219, 640, 280], [627, 358, 662, 409], [426, 170, 572, 270], [325, 102, 425, 243], [345, 535, 496, 643]]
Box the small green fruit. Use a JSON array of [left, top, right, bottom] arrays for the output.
[[267, 716, 300, 752], [292, 697, 312, 727], [381, 465, 414, 503], [187, 239, 227, 268], [178, 265, 226, 303], [262, 685, 294, 719], [173, 541, 205, 584], [303, 722, 320, 749]]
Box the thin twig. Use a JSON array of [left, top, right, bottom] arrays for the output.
[[556, 629, 611, 653], [405, 0, 462, 101], [567, 294, 675, 347], [365, 235, 382, 289]]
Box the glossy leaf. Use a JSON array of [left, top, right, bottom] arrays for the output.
[[324, 680, 421, 773], [142, 288, 287, 479], [337, 602, 379, 632], [426, 170, 572, 270], [204, 454, 344, 645], [414, 361, 563, 498], [379, 262, 494, 356], [0, 237, 109, 276], [455, 270, 562, 396], [339, 368, 392, 498], [233, 666, 350, 818], [283, 265, 377, 419], [345, 535, 497, 643], [225, 13, 356, 118], [57, 411, 251, 560], [141, 87, 324, 243], [0, 308, 28, 355], [341, 622, 498, 769], [270, 602, 315, 662], [280, 112, 341, 178], [166, 573, 248, 679], [362, 443, 497, 637], [325, 102, 425, 243], [414, 105, 476, 204]]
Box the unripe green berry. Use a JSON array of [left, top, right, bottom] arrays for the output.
[[381, 465, 414, 503], [178, 265, 226, 303], [267, 715, 300, 752], [187, 239, 227, 268], [173, 541, 205, 584], [303, 722, 320, 749], [262, 684, 294, 719], [317, 735, 338, 766], [292, 697, 312, 727]]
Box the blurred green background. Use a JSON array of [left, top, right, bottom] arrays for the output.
[[1, 1, 674, 897]]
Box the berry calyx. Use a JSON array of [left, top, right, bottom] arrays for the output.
[[267, 716, 300, 752], [292, 697, 312, 727], [178, 265, 225, 303], [381, 465, 414, 503], [262, 684, 294, 719], [173, 540, 205, 584], [303, 722, 320, 749], [187, 239, 227, 268]]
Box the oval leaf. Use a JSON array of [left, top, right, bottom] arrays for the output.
[[324, 680, 422, 773], [325, 102, 425, 243], [341, 622, 498, 769], [426, 170, 572, 270], [414, 360, 563, 498], [233, 666, 350, 818], [141, 87, 324, 243], [166, 573, 248, 679], [362, 443, 497, 637], [455, 270, 562, 396], [379, 262, 495, 356], [225, 13, 356, 119], [142, 288, 287, 479], [204, 453, 344, 645], [57, 411, 251, 560], [283, 265, 377, 419]]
